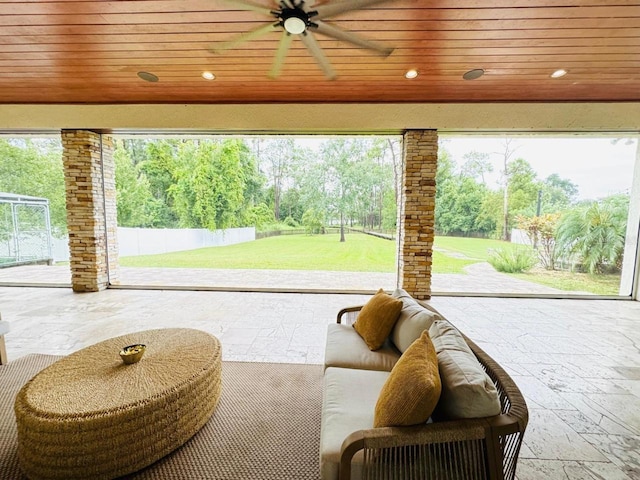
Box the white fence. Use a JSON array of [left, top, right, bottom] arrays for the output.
[[510, 228, 532, 246], [52, 226, 255, 262]]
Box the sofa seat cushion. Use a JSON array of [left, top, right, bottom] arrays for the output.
[[429, 320, 501, 419], [391, 288, 443, 353], [324, 323, 400, 372], [321, 367, 390, 480]]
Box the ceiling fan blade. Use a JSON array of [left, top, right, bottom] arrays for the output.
[[300, 31, 337, 80], [311, 20, 393, 56], [210, 23, 278, 53], [222, 0, 275, 16], [269, 33, 294, 78], [311, 0, 391, 20]]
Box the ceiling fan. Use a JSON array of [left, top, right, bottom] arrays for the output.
[[211, 0, 395, 80]]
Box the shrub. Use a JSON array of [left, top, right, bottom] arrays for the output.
[[555, 195, 628, 274], [283, 216, 299, 227], [302, 208, 325, 235], [488, 247, 537, 273]]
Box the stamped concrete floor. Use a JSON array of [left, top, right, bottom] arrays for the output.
[[1, 286, 639, 479], [0, 263, 594, 294]]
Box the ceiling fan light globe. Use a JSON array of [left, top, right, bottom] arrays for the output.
[[284, 17, 306, 34]]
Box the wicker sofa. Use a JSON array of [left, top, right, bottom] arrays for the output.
[[320, 289, 528, 480]]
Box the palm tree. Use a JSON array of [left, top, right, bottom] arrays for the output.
[[555, 195, 628, 274]]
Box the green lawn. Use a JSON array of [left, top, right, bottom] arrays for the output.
[[119, 232, 622, 294], [512, 269, 621, 295], [121, 233, 395, 272], [434, 236, 522, 261], [120, 233, 476, 274]]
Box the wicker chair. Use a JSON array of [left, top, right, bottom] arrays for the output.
[[334, 305, 529, 480]]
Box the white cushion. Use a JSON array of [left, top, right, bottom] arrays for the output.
[[321, 367, 389, 480], [428, 320, 501, 419], [324, 323, 400, 372], [391, 289, 442, 353], [0, 321, 9, 336]]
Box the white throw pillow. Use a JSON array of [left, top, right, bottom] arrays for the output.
[[391, 288, 442, 353], [429, 319, 501, 419]]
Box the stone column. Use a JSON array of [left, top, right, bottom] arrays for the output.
[[397, 130, 438, 300], [61, 130, 119, 292]]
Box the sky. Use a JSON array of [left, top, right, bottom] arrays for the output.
[[439, 135, 638, 201]]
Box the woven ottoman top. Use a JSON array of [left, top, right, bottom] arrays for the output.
[[15, 328, 222, 480], [19, 328, 218, 416]]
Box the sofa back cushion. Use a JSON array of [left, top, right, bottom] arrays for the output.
[[353, 289, 403, 351], [391, 288, 443, 353], [429, 320, 501, 419], [374, 331, 442, 427]]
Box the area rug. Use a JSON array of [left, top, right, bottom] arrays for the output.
[[0, 354, 323, 480]]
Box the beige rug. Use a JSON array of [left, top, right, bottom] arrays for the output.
[[0, 354, 323, 480]]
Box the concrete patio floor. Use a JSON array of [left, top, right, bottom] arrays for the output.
[[1, 286, 638, 479]]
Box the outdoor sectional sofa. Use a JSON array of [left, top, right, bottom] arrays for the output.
[[320, 289, 529, 480]]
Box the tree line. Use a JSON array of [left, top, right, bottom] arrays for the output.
[[114, 137, 400, 241], [0, 136, 631, 274], [436, 138, 630, 274]]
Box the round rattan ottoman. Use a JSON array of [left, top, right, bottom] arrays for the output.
[[14, 328, 222, 480]]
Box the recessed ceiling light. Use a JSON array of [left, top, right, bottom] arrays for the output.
[[463, 69, 484, 80], [405, 69, 418, 79], [550, 69, 568, 78], [137, 71, 159, 82], [202, 71, 215, 80]]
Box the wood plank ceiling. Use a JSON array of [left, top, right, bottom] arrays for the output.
[[0, 0, 639, 104]]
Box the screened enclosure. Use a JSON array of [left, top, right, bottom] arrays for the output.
[[0, 192, 53, 267]]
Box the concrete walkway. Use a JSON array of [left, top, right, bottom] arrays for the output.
[[0, 262, 586, 295]]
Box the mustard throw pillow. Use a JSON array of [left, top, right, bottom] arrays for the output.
[[353, 289, 403, 351], [374, 331, 442, 427]]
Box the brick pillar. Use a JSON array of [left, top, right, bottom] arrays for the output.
[[397, 130, 438, 300], [62, 130, 119, 292]]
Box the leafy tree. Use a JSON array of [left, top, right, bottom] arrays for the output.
[[0, 138, 67, 235], [251, 138, 297, 221], [436, 176, 488, 235], [321, 138, 376, 242], [244, 203, 273, 230], [385, 138, 402, 228], [136, 140, 183, 228], [381, 188, 397, 231], [169, 139, 250, 230], [113, 140, 160, 227], [461, 151, 493, 184], [475, 190, 501, 236], [555, 194, 629, 273], [541, 173, 578, 212], [435, 149, 491, 236], [279, 187, 304, 223], [302, 208, 324, 234], [507, 158, 542, 218]]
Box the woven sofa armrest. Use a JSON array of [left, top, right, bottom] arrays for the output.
[[339, 419, 493, 480], [336, 306, 363, 325]]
